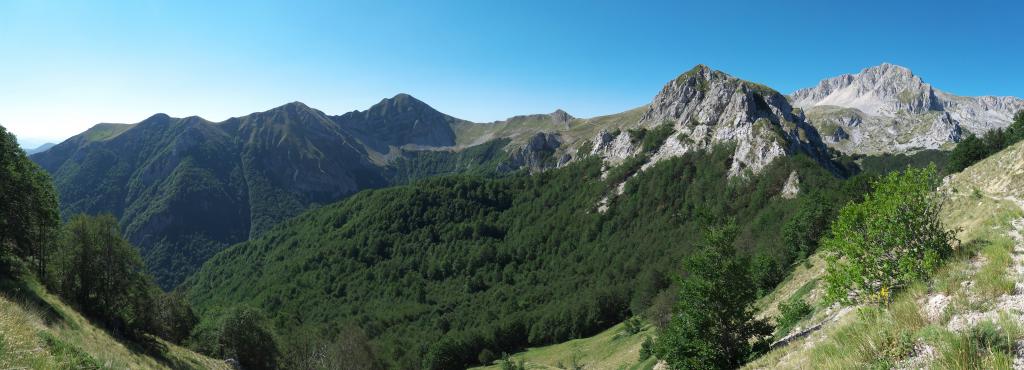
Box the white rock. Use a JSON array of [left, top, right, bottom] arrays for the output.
[[791, 63, 1024, 154]]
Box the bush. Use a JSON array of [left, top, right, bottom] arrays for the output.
[[640, 123, 675, 153], [499, 353, 525, 370], [823, 166, 958, 304], [639, 336, 654, 361], [775, 299, 812, 336], [622, 316, 643, 335], [219, 307, 280, 370], [478, 349, 497, 365]]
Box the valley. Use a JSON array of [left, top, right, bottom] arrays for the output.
[[3, 62, 1021, 370]]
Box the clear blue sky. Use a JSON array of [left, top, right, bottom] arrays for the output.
[[2, 0, 1021, 147]]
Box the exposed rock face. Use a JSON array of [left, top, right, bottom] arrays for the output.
[[940, 94, 1024, 134], [501, 132, 563, 172], [549, 109, 575, 125], [791, 63, 943, 116], [624, 65, 835, 176], [590, 129, 637, 166], [791, 63, 1024, 154], [781, 171, 800, 199]]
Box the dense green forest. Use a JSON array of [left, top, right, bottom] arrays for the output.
[[7, 111, 964, 369], [845, 149, 950, 176], [9, 108, 985, 369], [29, 98, 465, 290], [0, 125, 199, 355], [185, 144, 872, 369]]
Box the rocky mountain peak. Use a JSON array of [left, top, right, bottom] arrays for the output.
[[141, 113, 173, 124], [644, 64, 793, 127], [366, 93, 434, 117], [549, 109, 574, 124], [589, 65, 835, 176], [336, 93, 456, 148], [790, 63, 941, 116], [791, 63, 1024, 154]]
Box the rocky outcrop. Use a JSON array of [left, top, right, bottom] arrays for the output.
[[781, 171, 800, 199], [791, 63, 1024, 154], [622, 65, 836, 176], [939, 93, 1024, 135], [590, 129, 637, 166], [549, 109, 574, 125], [500, 132, 564, 172], [791, 63, 943, 116]]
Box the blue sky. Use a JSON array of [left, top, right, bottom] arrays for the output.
[[2, 0, 1021, 147]]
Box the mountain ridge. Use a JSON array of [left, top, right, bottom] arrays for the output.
[[36, 63, 1020, 289], [790, 63, 1024, 154]]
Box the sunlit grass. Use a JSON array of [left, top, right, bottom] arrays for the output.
[[0, 275, 229, 370], [746, 184, 1024, 369], [974, 235, 1016, 300], [470, 321, 655, 370]]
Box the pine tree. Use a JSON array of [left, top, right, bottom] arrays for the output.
[[654, 223, 772, 369]]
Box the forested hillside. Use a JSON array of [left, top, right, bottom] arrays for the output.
[[0, 124, 226, 369], [185, 145, 870, 369], [30, 97, 521, 289]]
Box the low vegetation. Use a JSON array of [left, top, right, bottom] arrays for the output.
[[745, 139, 1024, 369], [947, 110, 1024, 173], [823, 166, 958, 304]]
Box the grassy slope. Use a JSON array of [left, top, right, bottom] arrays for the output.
[[0, 276, 227, 370], [452, 107, 648, 150], [746, 140, 1024, 369], [82, 123, 134, 142], [469, 322, 657, 370]]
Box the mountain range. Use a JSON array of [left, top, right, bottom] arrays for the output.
[[24, 142, 55, 155], [791, 63, 1024, 154], [22, 62, 1024, 368], [31, 96, 467, 288], [31, 63, 1021, 291]]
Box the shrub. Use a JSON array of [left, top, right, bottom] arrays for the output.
[[478, 349, 497, 365], [775, 299, 812, 336], [823, 166, 958, 304], [499, 353, 525, 370], [640, 123, 675, 153], [622, 316, 643, 335], [639, 336, 654, 361], [219, 307, 280, 370]]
